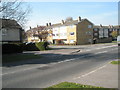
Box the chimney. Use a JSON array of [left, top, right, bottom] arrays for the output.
[[30, 26, 32, 30], [37, 25, 39, 27], [49, 22, 51, 26], [109, 25, 111, 28], [46, 23, 48, 27], [61, 20, 64, 24], [78, 16, 81, 22], [112, 25, 114, 28], [100, 24, 102, 27]]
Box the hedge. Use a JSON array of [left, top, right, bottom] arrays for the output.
[[2, 44, 23, 54], [2, 42, 49, 54], [24, 43, 39, 51]]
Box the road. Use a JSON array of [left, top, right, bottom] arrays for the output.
[[2, 43, 118, 88]]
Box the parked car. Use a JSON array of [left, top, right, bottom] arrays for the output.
[[117, 35, 120, 46]]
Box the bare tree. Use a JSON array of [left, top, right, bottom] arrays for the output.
[[33, 26, 48, 42], [0, 0, 31, 28], [26, 26, 48, 42]]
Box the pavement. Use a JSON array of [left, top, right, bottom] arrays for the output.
[[67, 60, 119, 88]]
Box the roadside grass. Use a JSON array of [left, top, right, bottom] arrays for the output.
[[45, 82, 116, 90], [110, 60, 120, 65], [112, 41, 117, 43], [2, 53, 42, 63], [49, 42, 117, 47]]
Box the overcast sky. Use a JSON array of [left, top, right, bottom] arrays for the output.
[[25, 2, 118, 30]]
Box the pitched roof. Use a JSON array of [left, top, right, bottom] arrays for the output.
[[93, 25, 101, 28], [1, 19, 22, 28], [93, 25, 120, 29], [93, 25, 110, 28], [113, 25, 120, 28], [46, 19, 93, 29]]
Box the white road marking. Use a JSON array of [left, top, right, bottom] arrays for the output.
[[2, 64, 48, 76], [78, 45, 117, 53], [73, 64, 107, 80], [73, 59, 118, 80], [1, 46, 117, 76], [95, 51, 108, 55]]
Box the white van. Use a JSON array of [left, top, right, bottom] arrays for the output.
[[117, 35, 120, 46]]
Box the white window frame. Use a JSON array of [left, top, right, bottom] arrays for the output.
[[70, 39, 74, 43], [2, 28, 7, 36], [94, 28, 98, 31], [94, 33, 98, 36], [88, 25, 92, 28]]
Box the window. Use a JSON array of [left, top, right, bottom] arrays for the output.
[[109, 29, 113, 32], [88, 39, 92, 43], [94, 28, 98, 31], [85, 32, 88, 34], [70, 40, 74, 43], [88, 31, 92, 35], [99, 28, 104, 38], [52, 34, 55, 36], [86, 31, 92, 35], [94, 33, 98, 36], [70, 32, 74, 35], [56, 34, 59, 36], [48, 34, 52, 36], [2, 28, 7, 36], [88, 25, 92, 28], [104, 29, 108, 37], [110, 33, 112, 36]]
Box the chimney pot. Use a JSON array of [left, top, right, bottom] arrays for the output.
[[46, 23, 48, 27], [49, 22, 51, 26], [78, 16, 81, 22], [30, 26, 31, 30], [61, 20, 64, 24]]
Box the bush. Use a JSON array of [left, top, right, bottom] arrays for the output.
[[24, 43, 39, 51], [2, 44, 23, 54], [35, 42, 49, 51]]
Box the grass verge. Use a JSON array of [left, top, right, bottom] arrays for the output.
[[45, 82, 116, 90], [110, 60, 120, 65], [2, 53, 42, 63]]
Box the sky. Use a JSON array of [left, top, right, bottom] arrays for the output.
[[25, 2, 118, 30]]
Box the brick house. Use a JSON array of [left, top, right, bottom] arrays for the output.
[[93, 25, 120, 43], [26, 26, 46, 42], [46, 16, 93, 45]]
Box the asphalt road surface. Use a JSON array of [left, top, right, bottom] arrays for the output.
[[2, 44, 118, 88]]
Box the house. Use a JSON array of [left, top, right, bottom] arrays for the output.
[[93, 25, 120, 43], [25, 16, 120, 45], [0, 19, 24, 44], [26, 26, 46, 42], [46, 16, 93, 45], [112, 25, 120, 37]]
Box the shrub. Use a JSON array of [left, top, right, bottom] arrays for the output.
[[35, 42, 49, 51], [2, 44, 23, 54], [24, 43, 39, 51]]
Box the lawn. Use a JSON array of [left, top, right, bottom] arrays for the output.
[[110, 60, 120, 65], [2, 53, 42, 63], [45, 82, 117, 90]]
